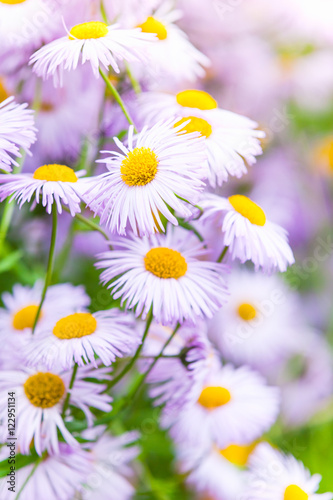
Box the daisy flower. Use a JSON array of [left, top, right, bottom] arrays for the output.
[[166, 364, 280, 449], [245, 442, 333, 500], [177, 441, 258, 500], [0, 96, 36, 172], [0, 163, 89, 215], [138, 89, 265, 186], [0, 442, 92, 500], [84, 120, 207, 236], [208, 269, 300, 371], [200, 193, 295, 272], [0, 364, 112, 455], [0, 281, 90, 344], [24, 309, 139, 370], [96, 227, 228, 325], [81, 426, 140, 500], [30, 21, 156, 86], [142, 321, 220, 413], [134, 2, 210, 85]]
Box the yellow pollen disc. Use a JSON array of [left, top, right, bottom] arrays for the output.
[[121, 147, 158, 187], [0, 0, 27, 4], [314, 136, 333, 172], [12, 305, 41, 331], [40, 102, 54, 112], [0, 78, 9, 102], [238, 303, 257, 321], [33, 164, 78, 183], [219, 443, 256, 467], [284, 485, 309, 500], [198, 386, 231, 409], [53, 312, 97, 339], [24, 372, 65, 408], [69, 21, 108, 40], [138, 16, 167, 40], [175, 116, 212, 138], [176, 90, 218, 110], [228, 195, 266, 226], [144, 247, 187, 279]]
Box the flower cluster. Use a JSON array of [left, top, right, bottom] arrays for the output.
[[0, 1, 332, 499]]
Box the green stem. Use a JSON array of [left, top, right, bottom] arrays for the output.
[[133, 322, 181, 394], [0, 198, 15, 257], [74, 212, 109, 241], [177, 219, 204, 243], [217, 245, 228, 263], [107, 310, 153, 389], [61, 363, 79, 419], [125, 62, 142, 94], [32, 207, 57, 334], [63, 207, 110, 242], [99, 67, 137, 132], [100, 0, 108, 23], [121, 322, 181, 413]]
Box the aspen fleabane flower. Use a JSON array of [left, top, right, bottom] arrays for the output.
[[0, 365, 112, 455], [0, 96, 36, 172], [30, 21, 156, 86], [24, 309, 139, 370], [138, 89, 264, 186], [96, 227, 228, 325], [167, 365, 280, 450], [85, 120, 207, 236], [134, 3, 210, 84], [0, 163, 88, 215], [200, 193, 295, 272], [246, 443, 333, 500]]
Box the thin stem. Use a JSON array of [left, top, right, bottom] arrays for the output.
[[217, 245, 228, 263], [107, 310, 153, 389], [32, 207, 58, 334], [0, 198, 15, 257], [99, 67, 137, 132], [100, 0, 108, 23], [15, 457, 42, 500], [0, 150, 27, 256], [125, 62, 142, 94], [61, 363, 79, 419], [125, 322, 181, 406], [63, 207, 110, 242], [177, 219, 204, 243]]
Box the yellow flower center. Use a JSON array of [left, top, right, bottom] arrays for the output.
[[138, 16, 167, 40], [198, 386, 231, 409], [228, 195, 266, 226], [284, 485, 308, 500], [144, 247, 187, 279], [175, 116, 212, 138], [40, 102, 54, 113], [69, 21, 108, 40], [12, 305, 41, 331], [314, 136, 333, 172], [176, 90, 218, 110], [0, 78, 9, 102], [219, 443, 256, 467], [0, 0, 27, 4], [33, 164, 78, 183], [237, 303, 257, 321], [53, 312, 97, 339], [121, 147, 158, 186], [24, 372, 65, 408]]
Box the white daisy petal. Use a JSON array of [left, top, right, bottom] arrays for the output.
[[95, 226, 228, 325]]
